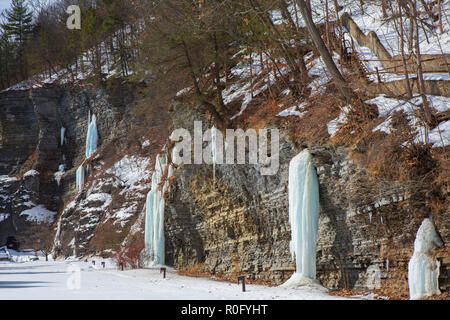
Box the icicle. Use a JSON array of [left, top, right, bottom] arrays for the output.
[[408, 218, 443, 300], [286, 149, 319, 282], [211, 126, 217, 183], [76, 165, 85, 193], [142, 154, 168, 267], [144, 190, 155, 251], [54, 164, 65, 187], [60, 127, 66, 146], [85, 114, 98, 159]]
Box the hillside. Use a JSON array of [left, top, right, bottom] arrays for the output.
[[0, 0, 448, 300]]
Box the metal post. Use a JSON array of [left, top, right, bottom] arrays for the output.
[[237, 276, 246, 292], [160, 267, 166, 279]]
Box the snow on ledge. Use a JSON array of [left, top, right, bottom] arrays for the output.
[[20, 205, 57, 224], [23, 170, 39, 178]]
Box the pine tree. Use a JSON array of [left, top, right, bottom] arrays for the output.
[[1, 0, 34, 80], [2, 0, 33, 44]]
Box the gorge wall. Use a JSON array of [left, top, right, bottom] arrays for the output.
[[165, 138, 448, 296], [0, 84, 135, 247], [163, 103, 448, 297], [0, 85, 448, 298]]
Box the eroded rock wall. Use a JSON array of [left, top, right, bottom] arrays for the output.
[[164, 107, 448, 295]]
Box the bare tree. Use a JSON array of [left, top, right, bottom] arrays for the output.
[[27, 224, 54, 261], [409, 0, 434, 142], [393, 0, 413, 98], [294, 0, 354, 102]]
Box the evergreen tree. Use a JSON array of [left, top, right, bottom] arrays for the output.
[[1, 0, 34, 79], [2, 0, 33, 43]]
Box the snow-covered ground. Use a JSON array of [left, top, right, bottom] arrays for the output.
[[0, 260, 365, 300]]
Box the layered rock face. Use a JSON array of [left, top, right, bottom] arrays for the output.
[[0, 91, 39, 175], [164, 109, 448, 295], [1, 85, 447, 297], [165, 137, 297, 280], [0, 85, 134, 248]]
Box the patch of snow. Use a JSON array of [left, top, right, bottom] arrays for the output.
[[20, 205, 57, 224], [342, 0, 450, 56], [0, 213, 10, 223], [141, 140, 151, 149], [367, 94, 450, 147], [175, 87, 192, 97], [307, 53, 342, 95], [23, 170, 39, 178], [105, 155, 151, 190], [278, 102, 308, 117], [327, 105, 350, 137], [428, 120, 450, 148], [0, 176, 18, 183]]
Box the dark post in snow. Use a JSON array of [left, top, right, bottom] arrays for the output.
[[101, 262, 105, 268], [120, 262, 124, 271], [92, 260, 95, 265], [375, 67, 382, 83], [237, 276, 246, 292], [160, 267, 166, 279]]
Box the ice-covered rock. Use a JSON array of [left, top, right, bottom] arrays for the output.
[[284, 149, 320, 286], [142, 154, 167, 267], [76, 165, 85, 193], [408, 218, 444, 300], [85, 114, 98, 159]]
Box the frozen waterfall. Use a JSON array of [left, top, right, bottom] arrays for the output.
[[75, 165, 85, 193], [408, 218, 443, 300], [211, 126, 217, 183], [60, 127, 66, 146], [283, 149, 320, 287], [54, 164, 65, 187], [142, 154, 173, 267], [85, 114, 98, 159], [74, 113, 98, 193]]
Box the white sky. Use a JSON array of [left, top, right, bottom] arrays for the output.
[[0, 1, 55, 14], [0, 0, 11, 13]]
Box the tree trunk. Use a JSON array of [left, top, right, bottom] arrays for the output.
[[295, 0, 353, 102], [410, 0, 433, 141], [280, 0, 309, 85], [182, 40, 224, 122], [397, 2, 413, 98], [213, 32, 228, 113], [419, 0, 435, 21], [325, 0, 331, 50], [411, 1, 428, 101], [332, 0, 344, 47], [438, 0, 443, 34], [250, 0, 305, 94]]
